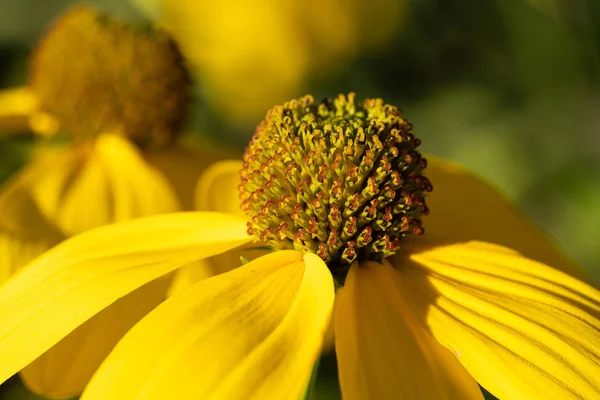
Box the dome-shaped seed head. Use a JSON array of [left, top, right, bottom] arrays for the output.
[[239, 93, 432, 273], [29, 6, 191, 147]]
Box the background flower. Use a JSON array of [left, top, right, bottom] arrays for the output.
[[135, 0, 407, 125], [0, 6, 233, 398]]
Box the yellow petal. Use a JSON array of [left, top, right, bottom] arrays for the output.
[[335, 261, 483, 400], [34, 134, 180, 235], [20, 148, 81, 232], [28, 111, 60, 137], [82, 251, 335, 400], [20, 276, 171, 399], [0, 150, 71, 236], [167, 245, 269, 296], [393, 241, 600, 399], [0, 211, 251, 385], [0, 87, 37, 133], [195, 159, 244, 216], [94, 134, 180, 222], [168, 158, 261, 295], [51, 147, 112, 234], [0, 161, 66, 277], [0, 230, 62, 282], [421, 157, 588, 281]]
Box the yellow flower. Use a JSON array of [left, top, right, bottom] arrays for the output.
[[138, 0, 408, 124], [0, 94, 598, 399], [0, 6, 230, 398]]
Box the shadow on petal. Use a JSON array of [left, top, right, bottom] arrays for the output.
[[389, 241, 600, 400], [81, 251, 335, 400], [145, 139, 239, 211], [20, 275, 172, 398], [413, 156, 587, 281]]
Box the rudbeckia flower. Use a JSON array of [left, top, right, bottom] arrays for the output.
[[0, 6, 229, 398], [0, 94, 598, 399], [135, 0, 408, 124]]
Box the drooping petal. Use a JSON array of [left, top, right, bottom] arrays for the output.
[[94, 134, 180, 222], [0, 161, 66, 277], [30, 134, 180, 235], [82, 251, 335, 400], [0, 230, 62, 282], [335, 261, 483, 400], [195, 159, 244, 216], [20, 276, 171, 398], [420, 157, 588, 281], [50, 147, 112, 234], [0, 211, 252, 385], [0, 87, 37, 133], [0, 148, 73, 236], [392, 241, 600, 399]]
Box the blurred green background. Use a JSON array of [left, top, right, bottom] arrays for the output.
[[0, 0, 598, 398]]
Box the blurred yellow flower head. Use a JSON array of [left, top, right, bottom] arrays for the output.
[[30, 5, 190, 147], [143, 0, 408, 123]]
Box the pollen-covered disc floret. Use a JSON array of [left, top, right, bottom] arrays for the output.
[[29, 6, 190, 147], [239, 93, 432, 270]]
